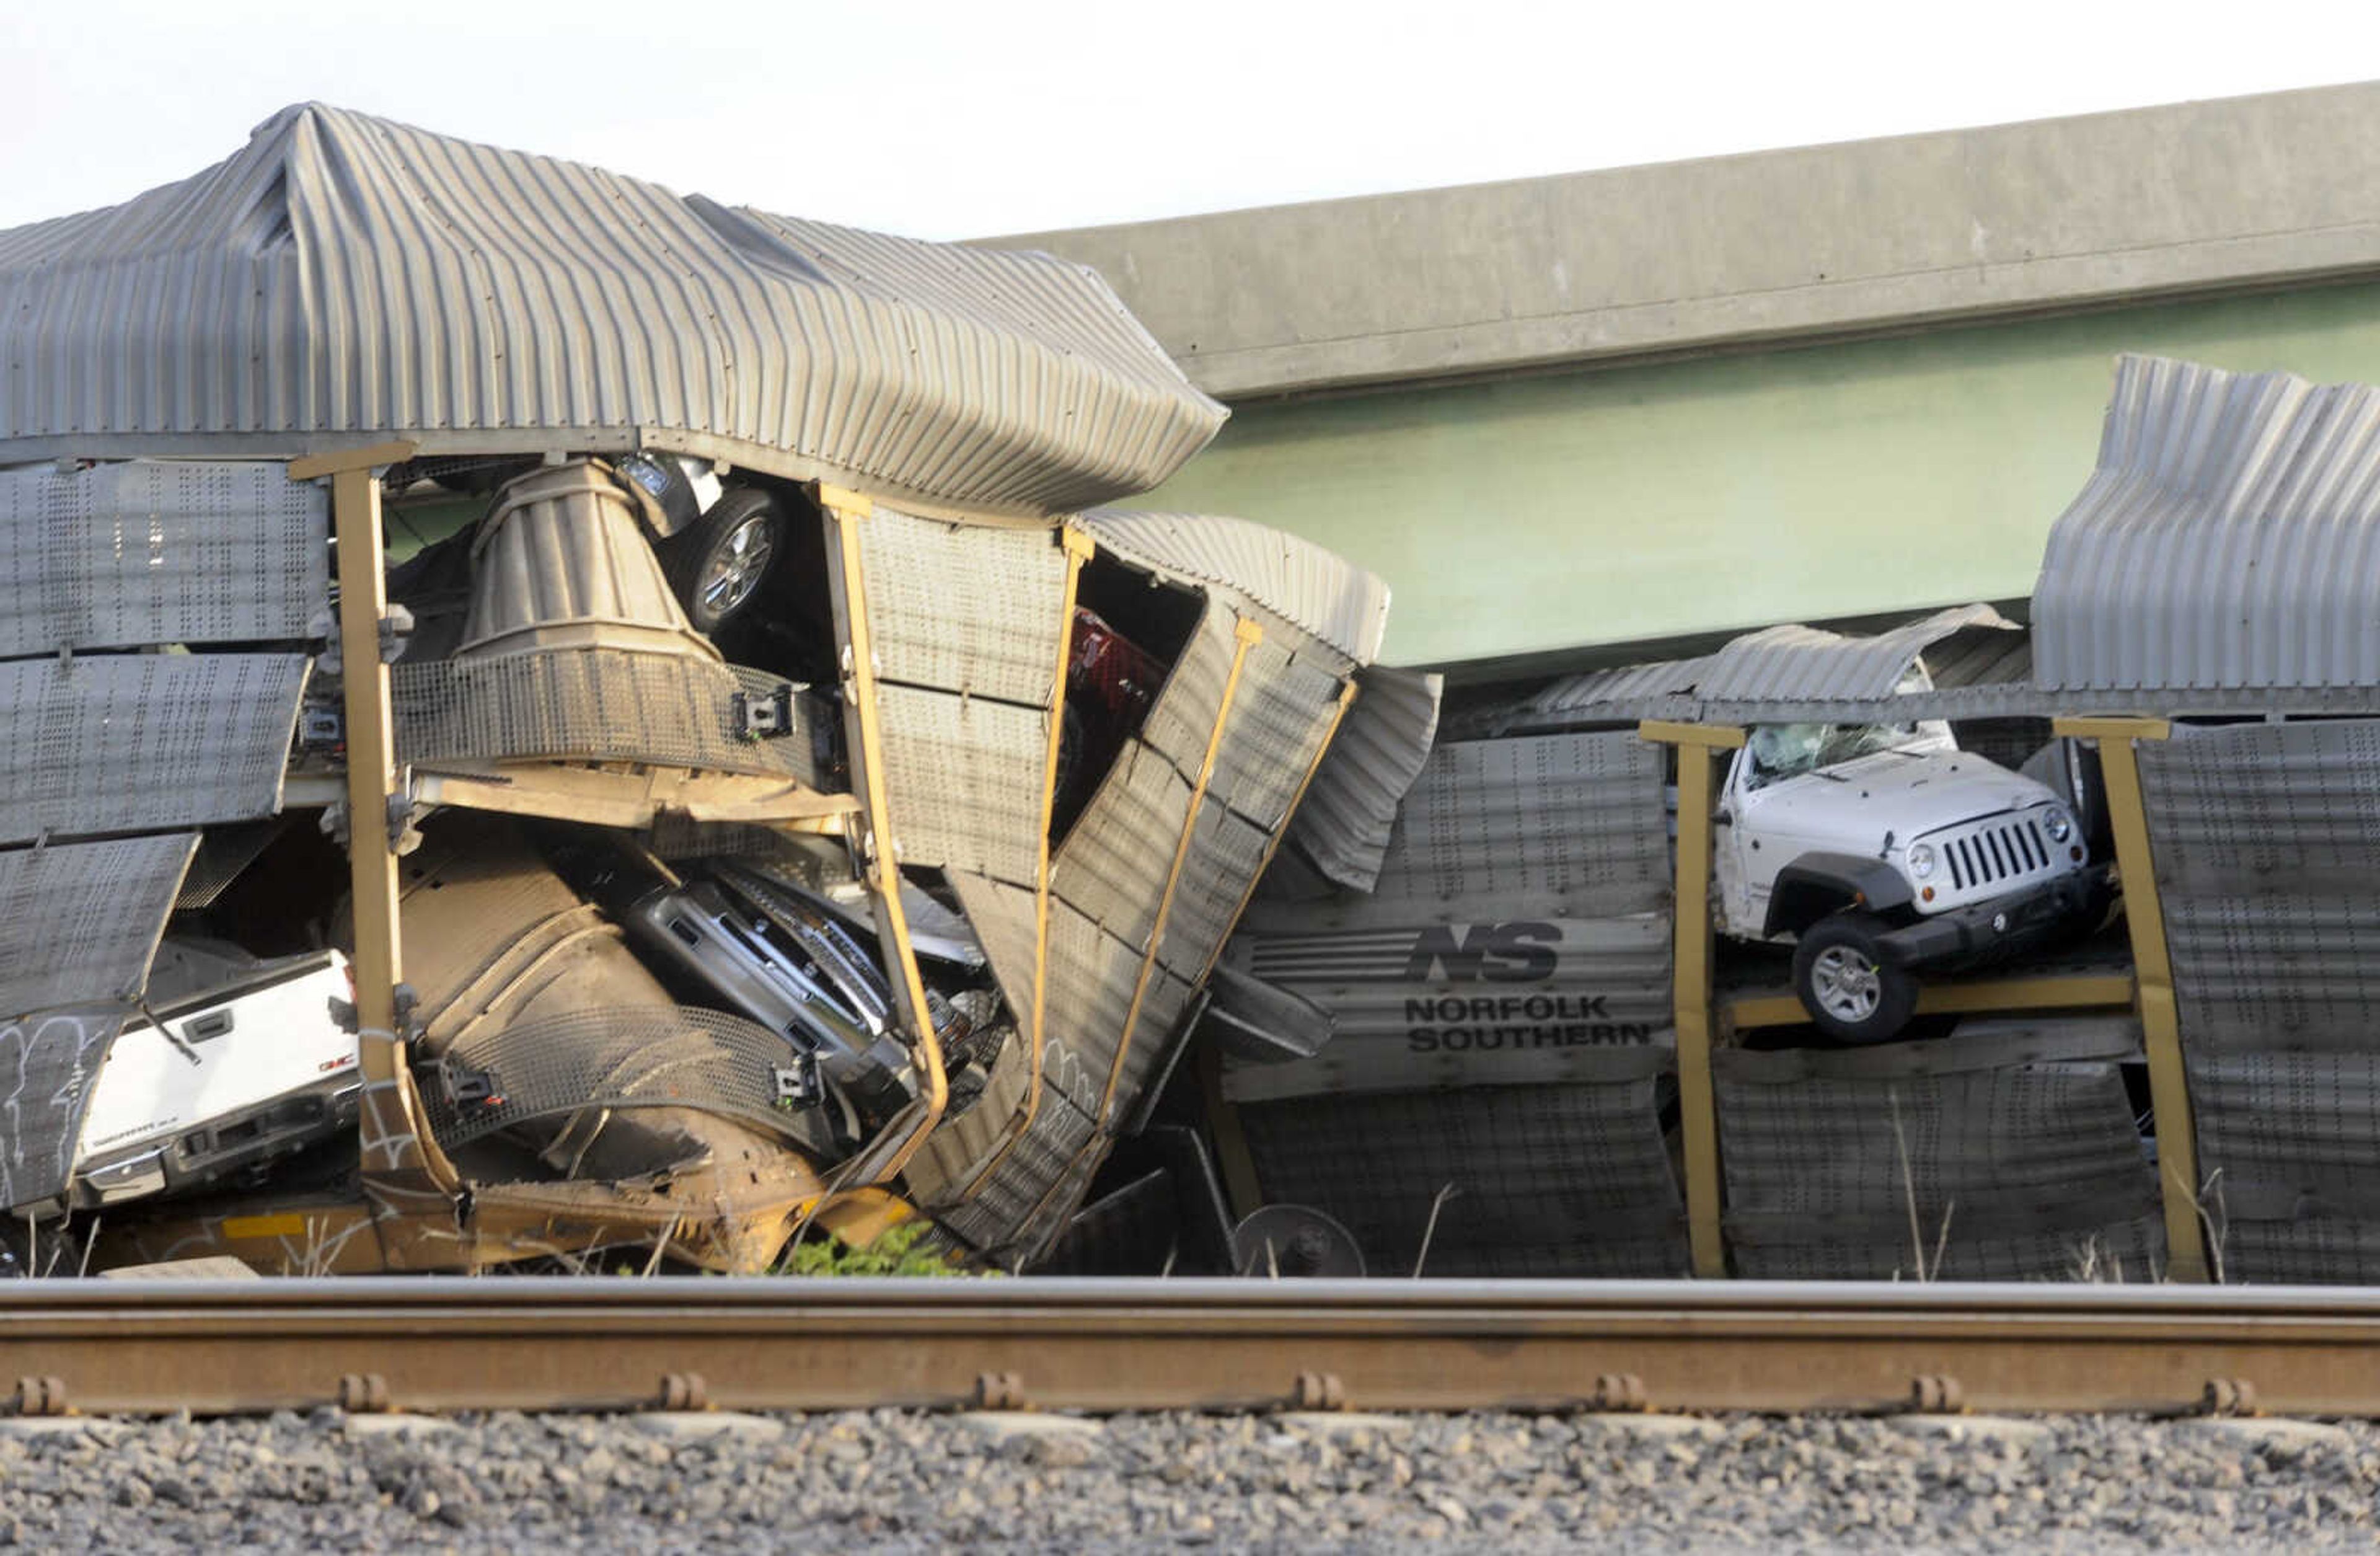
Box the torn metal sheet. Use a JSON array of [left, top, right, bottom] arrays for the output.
[[1714, 1017, 2161, 1281], [1238, 1062, 1687, 1278], [0, 834, 195, 1019], [1282, 665, 1442, 893], [0, 105, 1223, 516], [0, 653, 306, 845], [0, 1005, 127, 1214], [0, 461, 327, 656]]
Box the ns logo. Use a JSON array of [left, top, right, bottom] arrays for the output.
[[1399, 921, 1558, 983]]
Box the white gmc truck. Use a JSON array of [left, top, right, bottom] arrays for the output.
[[1713, 717, 2107, 1043]]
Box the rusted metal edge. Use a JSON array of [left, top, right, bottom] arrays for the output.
[[9, 1278, 2380, 1416]]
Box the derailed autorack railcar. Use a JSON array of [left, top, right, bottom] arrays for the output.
[[0, 104, 1389, 1274]]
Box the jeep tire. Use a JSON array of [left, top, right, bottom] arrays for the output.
[[1791, 911, 1920, 1044]]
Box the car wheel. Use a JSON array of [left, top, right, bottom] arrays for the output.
[[1791, 911, 1920, 1044], [660, 488, 782, 634]]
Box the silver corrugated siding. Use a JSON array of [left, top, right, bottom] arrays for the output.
[[1080, 510, 1388, 664], [0, 104, 1223, 517], [1282, 665, 1442, 893], [2036, 354, 2380, 694]]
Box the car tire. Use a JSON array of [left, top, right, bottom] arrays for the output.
[[659, 488, 782, 634], [1791, 911, 1920, 1044]]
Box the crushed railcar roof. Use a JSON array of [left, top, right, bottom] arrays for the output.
[[0, 104, 1225, 518]]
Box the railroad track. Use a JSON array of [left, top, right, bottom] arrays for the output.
[[6, 1277, 2380, 1419]]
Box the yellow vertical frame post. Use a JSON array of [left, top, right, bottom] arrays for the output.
[[1020, 614, 1263, 1245], [1640, 718, 1745, 1280], [2055, 715, 2208, 1283], [956, 523, 1094, 1201], [292, 442, 462, 1264], [818, 485, 947, 1185]]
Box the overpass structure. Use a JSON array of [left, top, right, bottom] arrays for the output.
[[996, 82, 2380, 671]]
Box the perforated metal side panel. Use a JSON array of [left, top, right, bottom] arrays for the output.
[[2140, 720, 2380, 1045], [873, 685, 1046, 885], [393, 652, 817, 781], [0, 1004, 125, 1212], [1341, 730, 1671, 926], [1716, 1020, 2161, 1281], [2138, 720, 2380, 1281], [421, 1006, 815, 1150], [0, 653, 305, 845], [2187, 1047, 2380, 1283], [852, 506, 1066, 889], [0, 834, 195, 1018], [1207, 636, 1343, 831], [1240, 1068, 1688, 1278], [855, 510, 1066, 705], [1051, 741, 1192, 947], [0, 461, 327, 655]]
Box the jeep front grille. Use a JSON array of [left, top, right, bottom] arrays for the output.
[[1942, 815, 2052, 891]]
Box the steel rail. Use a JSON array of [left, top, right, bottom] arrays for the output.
[[7, 1278, 2380, 1417]]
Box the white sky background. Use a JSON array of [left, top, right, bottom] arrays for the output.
[[4, 0, 2378, 238]]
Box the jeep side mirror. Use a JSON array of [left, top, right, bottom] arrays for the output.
[[1713, 808, 1733, 826]]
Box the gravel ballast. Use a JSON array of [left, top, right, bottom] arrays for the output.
[[3, 1407, 2378, 1551]]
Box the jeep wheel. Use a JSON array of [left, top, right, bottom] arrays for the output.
[[1791, 911, 1919, 1044]]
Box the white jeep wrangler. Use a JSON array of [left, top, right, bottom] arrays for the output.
[[1713, 717, 2105, 1043]]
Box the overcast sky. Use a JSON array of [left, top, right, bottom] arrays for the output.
[[5, 1, 2377, 239]]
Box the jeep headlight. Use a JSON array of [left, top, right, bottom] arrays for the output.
[[1906, 842, 1936, 879], [2042, 806, 2074, 844]]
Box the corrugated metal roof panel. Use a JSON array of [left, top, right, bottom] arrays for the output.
[[1698, 603, 2015, 703], [1499, 654, 1712, 729], [1466, 608, 2034, 734], [2036, 354, 2380, 693], [0, 653, 305, 845], [1080, 510, 1388, 664], [0, 104, 1222, 516], [0, 460, 326, 655], [0, 834, 195, 1019]]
